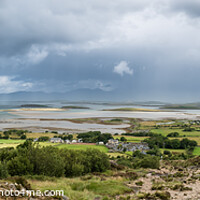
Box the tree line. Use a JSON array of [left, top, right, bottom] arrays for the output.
[[0, 141, 110, 178], [77, 131, 113, 143], [144, 135, 197, 150]]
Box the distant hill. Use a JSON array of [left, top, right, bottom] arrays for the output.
[[161, 103, 200, 110], [20, 104, 49, 108], [0, 89, 115, 101]]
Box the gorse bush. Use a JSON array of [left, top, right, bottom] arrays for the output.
[[0, 141, 110, 178], [135, 156, 160, 169], [117, 155, 160, 169]]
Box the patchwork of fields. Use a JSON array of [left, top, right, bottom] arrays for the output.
[[1, 119, 200, 156]]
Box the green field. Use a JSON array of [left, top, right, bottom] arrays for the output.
[[113, 135, 148, 143], [193, 147, 200, 155], [0, 131, 57, 140], [151, 128, 200, 137], [35, 142, 58, 147], [56, 144, 109, 153], [26, 132, 57, 139], [0, 141, 109, 153], [160, 148, 185, 154], [0, 139, 24, 144], [0, 139, 24, 149], [0, 140, 58, 149]]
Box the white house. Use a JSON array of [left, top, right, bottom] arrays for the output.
[[65, 139, 71, 144], [107, 139, 119, 145], [77, 139, 83, 143], [50, 138, 64, 143], [98, 141, 104, 145]]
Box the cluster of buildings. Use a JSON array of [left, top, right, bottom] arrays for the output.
[[49, 138, 105, 145], [49, 138, 83, 144], [34, 137, 149, 154], [106, 139, 149, 153], [33, 137, 83, 144], [190, 120, 200, 125]]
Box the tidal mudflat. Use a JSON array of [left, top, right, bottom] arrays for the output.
[[0, 106, 199, 133]]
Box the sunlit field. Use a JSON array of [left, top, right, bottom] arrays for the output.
[[56, 144, 109, 153]]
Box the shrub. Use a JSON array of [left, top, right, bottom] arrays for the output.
[[30, 146, 65, 177], [120, 137, 127, 142], [183, 127, 195, 132], [7, 156, 33, 176], [163, 150, 171, 156], [20, 135, 27, 139], [155, 191, 171, 200], [135, 181, 143, 186], [132, 150, 145, 158], [117, 158, 133, 168], [167, 132, 179, 137], [137, 156, 160, 169], [38, 136, 49, 142], [0, 162, 8, 178], [117, 155, 160, 169]]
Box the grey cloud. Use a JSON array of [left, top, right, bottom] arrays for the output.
[[0, 76, 33, 93], [170, 0, 200, 17], [0, 0, 169, 56], [0, 0, 200, 101]]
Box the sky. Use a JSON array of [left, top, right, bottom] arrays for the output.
[[1, 0, 200, 102]]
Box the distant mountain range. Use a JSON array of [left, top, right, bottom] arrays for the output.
[[0, 90, 174, 105], [0, 90, 184, 106], [0, 89, 119, 101]]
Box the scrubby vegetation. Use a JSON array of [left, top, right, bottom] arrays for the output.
[[0, 141, 110, 178], [0, 118, 200, 199], [117, 155, 160, 169]]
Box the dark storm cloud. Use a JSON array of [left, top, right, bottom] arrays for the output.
[[0, 0, 154, 56], [170, 0, 200, 17], [0, 0, 200, 101]]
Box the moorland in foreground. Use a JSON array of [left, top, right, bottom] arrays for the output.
[[0, 118, 199, 199]]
